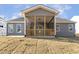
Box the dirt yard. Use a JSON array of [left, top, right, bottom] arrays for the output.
[[0, 36, 79, 54]]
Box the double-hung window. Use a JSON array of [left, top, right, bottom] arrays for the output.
[[68, 24, 73, 32], [16, 24, 22, 33], [56, 24, 60, 32], [8, 24, 14, 33]]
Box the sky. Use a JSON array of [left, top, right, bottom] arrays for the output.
[[0, 4, 79, 20]]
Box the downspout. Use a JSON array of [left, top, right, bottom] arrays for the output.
[[6, 21, 8, 36]]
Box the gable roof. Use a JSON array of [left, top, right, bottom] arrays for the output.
[[8, 17, 75, 23], [22, 5, 59, 15]]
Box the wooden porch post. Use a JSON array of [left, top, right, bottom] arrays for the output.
[[34, 16, 36, 36], [44, 16, 46, 36], [54, 16, 56, 36], [24, 13, 27, 37]]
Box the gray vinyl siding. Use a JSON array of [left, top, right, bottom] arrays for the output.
[[7, 23, 24, 35], [56, 23, 75, 36]]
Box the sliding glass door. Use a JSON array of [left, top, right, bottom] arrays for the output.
[[36, 16, 44, 36]]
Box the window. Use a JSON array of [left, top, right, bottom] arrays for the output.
[[16, 24, 22, 33], [56, 24, 60, 32], [68, 24, 73, 32], [8, 24, 14, 33]]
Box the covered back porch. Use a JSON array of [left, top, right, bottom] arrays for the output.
[[22, 5, 59, 37], [25, 16, 55, 36]]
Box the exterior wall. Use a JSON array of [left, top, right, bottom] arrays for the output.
[[56, 23, 75, 36], [7, 23, 24, 35], [26, 9, 55, 16], [0, 19, 7, 36]]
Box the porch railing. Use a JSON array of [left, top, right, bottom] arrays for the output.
[[26, 29, 54, 36]]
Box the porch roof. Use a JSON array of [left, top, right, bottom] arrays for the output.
[[22, 5, 59, 15]]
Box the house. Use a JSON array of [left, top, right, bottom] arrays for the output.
[[7, 5, 75, 37], [0, 17, 7, 36]]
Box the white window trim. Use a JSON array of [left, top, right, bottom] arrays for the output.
[[68, 24, 73, 32], [16, 24, 22, 33], [56, 24, 60, 32]]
